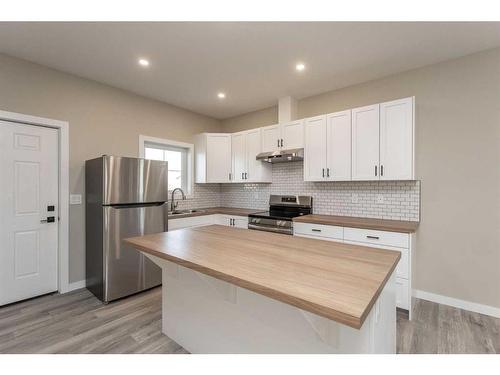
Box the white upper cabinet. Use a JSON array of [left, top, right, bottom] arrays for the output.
[[195, 133, 232, 183], [231, 132, 246, 183], [261, 124, 281, 152], [246, 128, 271, 183], [261, 121, 304, 152], [326, 110, 352, 181], [304, 115, 328, 181], [379, 97, 414, 180], [281, 120, 304, 149], [351, 104, 380, 180]]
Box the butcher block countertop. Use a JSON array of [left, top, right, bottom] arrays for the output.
[[169, 207, 262, 220], [294, 214, 419, 233], [125, 225, 400, 329]]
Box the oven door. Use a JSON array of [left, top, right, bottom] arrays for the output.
[[247, 217, 293, 235]]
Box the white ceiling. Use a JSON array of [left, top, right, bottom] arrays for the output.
[[1, 22, 500, 119]]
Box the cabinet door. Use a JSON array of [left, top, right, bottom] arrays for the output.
[[231, 132, 246, 183], [246, 128, 270, 182], [326, 110, 351, 181], [232, 216, 248, 229], [304, 115, 327, 181], [380, 97, 414, 180], [281, 120, 304, 149], [206, 134, 232, 183], [261, 124, 281, 152], [351, 104, 380, 180]]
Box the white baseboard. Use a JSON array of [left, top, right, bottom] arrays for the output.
[[67, 280, 86, 292], [413, 289, 500, 318]]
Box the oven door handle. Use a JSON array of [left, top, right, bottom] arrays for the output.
[[248, 223, 293, 234]]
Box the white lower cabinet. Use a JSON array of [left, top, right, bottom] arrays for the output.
[[169, 214, 248, 231], [294, 222, 412, 315], [293, 222, 343, 242]]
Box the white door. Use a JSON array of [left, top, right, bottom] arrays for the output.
[[304, 115, 327, 181], [245, 128, 268, 182], [327, 110, 352, 181], [281, 120, 304, 149], [0, 121, 59, 305], [261, 124, 281, 152], [206, 134, 232, 183], [231, 132, 246, 183], [380, 97, 414, 180], [351, 104, 380, 180]]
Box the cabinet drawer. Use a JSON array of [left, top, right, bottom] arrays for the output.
[[396, 277, 409, 310], [293, 222, 343, 240], [344, 227, 409, 248], [168, 215, 215, 231]]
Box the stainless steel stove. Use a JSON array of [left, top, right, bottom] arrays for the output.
[[248, 195, 313, 235]]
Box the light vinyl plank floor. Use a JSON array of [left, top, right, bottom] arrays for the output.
[[0, 287, 498, 354]]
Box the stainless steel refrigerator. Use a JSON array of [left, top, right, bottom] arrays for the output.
[[85, 155, 167, 303]]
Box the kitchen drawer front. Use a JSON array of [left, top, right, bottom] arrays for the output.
[[344, 227, 409, 248], [168, 214, 216, 231], [293, 222, 343, 240], [396, 277, 409, 310]]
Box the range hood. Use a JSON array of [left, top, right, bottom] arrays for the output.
[[256, 148, 304, 163]]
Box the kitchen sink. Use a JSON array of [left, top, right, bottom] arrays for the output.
[[168, 209, 206, 216]]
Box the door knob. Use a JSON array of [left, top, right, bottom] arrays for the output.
[[41, 216, 56, 223]]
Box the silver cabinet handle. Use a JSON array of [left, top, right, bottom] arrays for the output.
[[277, 139, 280, 147], [327, 168, 330, 177], [375, 165, 378, 176], [242, 172, 244, 179], [367, 235, 380, 240], [381, 165, 384, 176], [229, 173, 232, 180], [280, 139, 283, 147], [311, 229, 322, 232], [322, 168, 325, 177], [244, 172, 248, 179]]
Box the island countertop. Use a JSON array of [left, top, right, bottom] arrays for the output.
[[125, 225, 400, 329]]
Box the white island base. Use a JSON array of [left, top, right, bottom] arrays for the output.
[[145, 253, 397, 354]]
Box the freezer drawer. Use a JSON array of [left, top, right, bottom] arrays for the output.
[[103, 203, 166, 301]]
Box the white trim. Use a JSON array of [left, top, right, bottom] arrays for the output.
[[68, 280, 86, 292], [0, 109, 70, 294], [138, 134, 195, 197], [413, 289, 500, 318]]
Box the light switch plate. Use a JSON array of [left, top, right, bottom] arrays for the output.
[[351, 193, 359, 204], [70, 194, 82, 205]]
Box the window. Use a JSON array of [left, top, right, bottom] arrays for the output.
[[139, 135, 193, 195]]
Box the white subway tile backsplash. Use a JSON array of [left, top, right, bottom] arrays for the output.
[[220, 162, 420, 221], [172, 162, 420, 221]]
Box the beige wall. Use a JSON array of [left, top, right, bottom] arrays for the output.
[[0, 54, 222, 283], [222, 48, 500, 309], [221, 105, 278, 132]]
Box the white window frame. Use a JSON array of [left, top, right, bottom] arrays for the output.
[[138, 135, 194, 197]]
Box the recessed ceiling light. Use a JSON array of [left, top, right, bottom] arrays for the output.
[[217, 92, 226, 99], [138, 58, 150, 67], [295, 63, 306, 71]]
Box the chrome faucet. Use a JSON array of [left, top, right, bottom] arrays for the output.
[[170, 188, 186, 212]]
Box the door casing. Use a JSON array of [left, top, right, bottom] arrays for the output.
[[0, 109, 70, 294]]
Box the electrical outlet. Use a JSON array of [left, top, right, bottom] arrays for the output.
[[377, 194, 384, 204], [70, 194, 82, 205], [351, 193, 359, 204]]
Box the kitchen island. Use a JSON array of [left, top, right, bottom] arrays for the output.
[[125, 225, 400, 353]]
